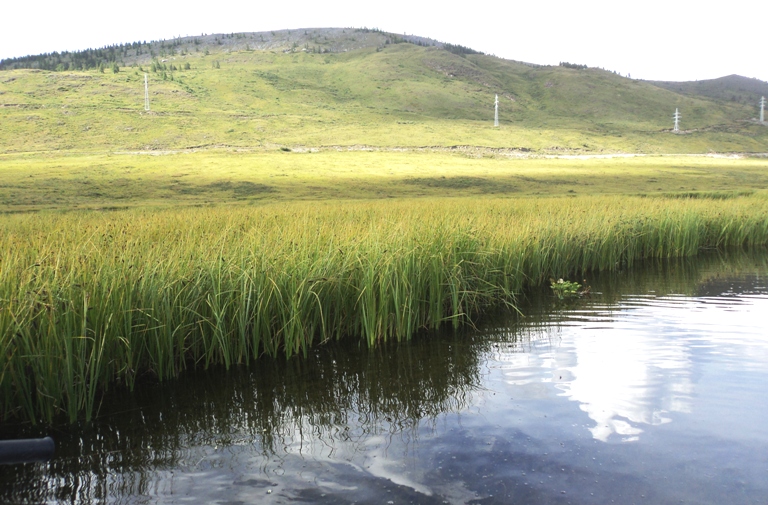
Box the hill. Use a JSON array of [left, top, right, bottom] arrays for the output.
[[648, 75, 768, 109], [0, 28, 451, 71], [1, 28, 766, 155]]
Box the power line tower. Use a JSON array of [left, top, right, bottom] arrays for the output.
[[761, 96, 765, 124], [144, 73, 150, 112], [673, 108, 681, 132], [494, 94, 499, 127]]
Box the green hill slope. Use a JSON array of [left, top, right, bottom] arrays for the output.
[[649, 75, 768, 108], [1, 28, 766, 154]]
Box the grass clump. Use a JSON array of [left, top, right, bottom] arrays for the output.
[[550, 278, 583, 299]]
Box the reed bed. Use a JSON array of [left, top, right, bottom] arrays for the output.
[[2, 194, 768, 424]]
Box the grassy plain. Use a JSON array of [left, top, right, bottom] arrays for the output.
[[2, 150, 768, 211]]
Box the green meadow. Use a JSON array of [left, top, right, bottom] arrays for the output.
[[1, 30, 768, 424], [2, 150, 767, 211]]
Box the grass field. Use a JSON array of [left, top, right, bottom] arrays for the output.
[[1, 150, 767, 212]]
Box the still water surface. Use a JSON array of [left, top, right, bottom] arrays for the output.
[[3, 253, 768, 504]]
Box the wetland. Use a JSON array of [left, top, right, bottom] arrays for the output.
[[3, 29, 768, 504], [2, 251, 768, 504]]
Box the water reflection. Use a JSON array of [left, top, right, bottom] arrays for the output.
[[1, 328, 488, 502], [556, 298, 694, 442], [561, 288, 768, 443], [2, 250, 768, 504]]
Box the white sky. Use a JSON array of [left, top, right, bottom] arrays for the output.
[[1, 0, 766, 83]]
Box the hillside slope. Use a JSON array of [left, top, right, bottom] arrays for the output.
[[1, 28, 766, 154], [649, 75, 768, 108]]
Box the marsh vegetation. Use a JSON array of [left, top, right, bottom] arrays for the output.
[[2, 194, 768, 423]]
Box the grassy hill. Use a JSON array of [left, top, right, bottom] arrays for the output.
[[649, 75, 768, 108], [1, 28, 767, 155]]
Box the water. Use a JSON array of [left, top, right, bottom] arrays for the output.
[[3, 252, 768, 504]]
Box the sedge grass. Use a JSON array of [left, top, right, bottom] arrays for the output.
[[2, 194, 768, 424]]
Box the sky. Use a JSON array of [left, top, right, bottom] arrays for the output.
[[1, 0, 766, 83]]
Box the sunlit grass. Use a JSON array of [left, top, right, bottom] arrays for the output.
[[2, 194, 768, 424], [1, 150, 767, 211]]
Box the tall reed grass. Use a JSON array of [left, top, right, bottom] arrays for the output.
[[2, 194, 768, 424]]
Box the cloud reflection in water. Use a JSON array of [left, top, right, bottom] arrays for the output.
[[498, 292, 768, 443]]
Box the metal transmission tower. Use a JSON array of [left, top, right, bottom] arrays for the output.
[[144, 73, 150, 111], [494, 94, 499, 127], [673, 108, 681, 132], [761, 96, 766, 123]]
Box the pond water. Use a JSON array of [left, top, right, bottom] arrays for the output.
[[3, 252, 768, 504]]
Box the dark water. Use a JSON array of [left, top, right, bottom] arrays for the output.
[[3, 252, 768, 504]]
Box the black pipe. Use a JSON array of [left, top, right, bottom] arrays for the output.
[[0, 437, 55, 465]]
